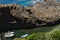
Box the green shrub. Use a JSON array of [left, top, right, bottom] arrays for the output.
[[14, 38, 26, 40], [45, 30, 60, 40], [27, 34, 36, 40], [27, 32, 45, 40]]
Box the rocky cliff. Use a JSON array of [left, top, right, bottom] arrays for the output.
[[0, 2, 60, 32]]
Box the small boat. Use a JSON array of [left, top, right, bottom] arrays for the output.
[[4, 31, 14, 37], [21, 34, 28, 38]]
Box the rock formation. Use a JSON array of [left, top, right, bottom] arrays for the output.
[[0, 4, 36, 32], [0, 1, 60, 32], [32, 2, 60, 24]]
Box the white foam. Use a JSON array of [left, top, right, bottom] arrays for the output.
[[30, 0, 44, 4]]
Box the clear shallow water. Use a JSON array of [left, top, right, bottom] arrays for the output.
[[0, 0, 34, 6], [0, 0, 60, 6]]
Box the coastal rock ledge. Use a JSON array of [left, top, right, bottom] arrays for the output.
[[0, 2, 60, 31]]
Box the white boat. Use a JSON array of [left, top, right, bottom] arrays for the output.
[[4, 31, 14, 37], [21, 34, 28, 38]]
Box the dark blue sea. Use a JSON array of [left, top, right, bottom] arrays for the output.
[[0, 0, 60, 6]]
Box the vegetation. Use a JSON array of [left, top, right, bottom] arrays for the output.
[[45, 29, 60, 40], [27, 34, 36, 40], [14, 38, 26, 40], [13, 32, 45, 40], [27, 32, 45, 40], [14, 30, 60, 40]]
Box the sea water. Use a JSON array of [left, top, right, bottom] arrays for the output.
[[0, 0, 34, 6], [0, 0, 60, 6]]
